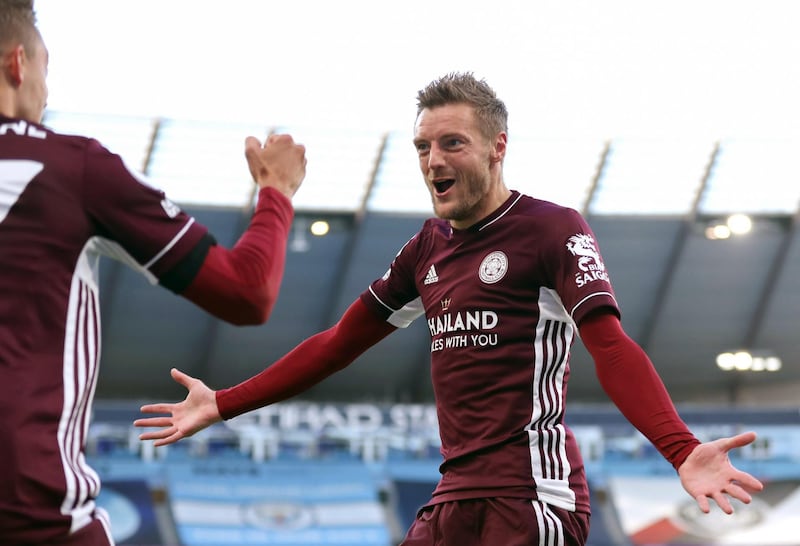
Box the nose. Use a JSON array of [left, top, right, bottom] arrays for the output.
[[427, 143, 446, 169]]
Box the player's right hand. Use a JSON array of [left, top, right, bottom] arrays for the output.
[[244, 134, 307, 200]]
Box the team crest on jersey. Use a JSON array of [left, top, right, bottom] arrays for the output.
[[478, 251, 508, 284], [566, 234, 609, 287]]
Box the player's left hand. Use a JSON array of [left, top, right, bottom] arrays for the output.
[[134, 368, 222, 447], [678, 431, 764, 514]]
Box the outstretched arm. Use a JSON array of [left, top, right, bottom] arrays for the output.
[[135, 298, 395, 445], [579, 310, 763, 513]]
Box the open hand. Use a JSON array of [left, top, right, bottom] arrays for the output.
[[134, 368, 222, 447], [678, 431, 764, 514]]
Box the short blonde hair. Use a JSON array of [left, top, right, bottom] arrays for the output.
[[416, 72, 508, 140], [0, 0, 39, 55]]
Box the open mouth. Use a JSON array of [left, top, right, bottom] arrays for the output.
[[433, 179, 455, 194]]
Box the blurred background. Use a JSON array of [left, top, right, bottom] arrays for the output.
[[34, 0, 800, 544]]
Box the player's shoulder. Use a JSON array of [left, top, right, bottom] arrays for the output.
[[417, 216, 453, 244], [512, 192, 584, 224], [390, 217, 450, 259], [420, 216, 451, 234], [17, 117, 115, 155], [0, 119, 115, 173], [45, 124, 108, 154]]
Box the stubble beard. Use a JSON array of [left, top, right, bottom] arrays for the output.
[[431, 168, 491, 224]]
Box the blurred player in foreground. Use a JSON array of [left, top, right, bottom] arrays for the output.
[[137, 72, 762, 545], [0, 1, 306, 544]]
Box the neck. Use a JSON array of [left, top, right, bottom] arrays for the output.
[[483, 181, 512, 215], [0, 90, 20, 119], [449, 179, 512, 230]]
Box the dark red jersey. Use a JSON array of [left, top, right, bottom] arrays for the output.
[[361, 191, 620, 514], [0, 116, 208, 543]]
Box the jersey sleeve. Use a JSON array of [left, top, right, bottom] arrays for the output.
[[178, 187, 294, 324], [81, 139, 208, 280], [216, 298, 395, 419], [359, 231, 426, 328], [545, 207, 620, 325], [580, 312, 700, 469]]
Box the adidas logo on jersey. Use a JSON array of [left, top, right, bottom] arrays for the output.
[[424, 264, 439, 285]]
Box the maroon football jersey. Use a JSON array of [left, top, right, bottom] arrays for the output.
[[361, 191, 619, 514], [0, 116, 207, 543]]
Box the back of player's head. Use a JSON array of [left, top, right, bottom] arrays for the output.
[[416, 72, 509, 140], [0, 0, 40, 56]]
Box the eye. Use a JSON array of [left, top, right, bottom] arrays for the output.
[[415, 142, 430, 155], [444, 137, 464, 149]]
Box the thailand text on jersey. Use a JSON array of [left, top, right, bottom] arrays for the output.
[[0, 116, 207, 543], [361, 190, 620, 514]]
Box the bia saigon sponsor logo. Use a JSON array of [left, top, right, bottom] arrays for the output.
[[160, 198, 181, 218], [479, 251, 508, 284], [566, 234, 609, 287]]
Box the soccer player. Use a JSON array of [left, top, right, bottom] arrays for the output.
[[136, 73, 763, 545], [0, 1, 306, 545]]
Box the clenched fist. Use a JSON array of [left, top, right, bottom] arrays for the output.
[[245, 133, 307, 199]]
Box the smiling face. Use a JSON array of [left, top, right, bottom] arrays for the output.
[[413, 102, 509, 229]]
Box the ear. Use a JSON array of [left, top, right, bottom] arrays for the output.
[[490, 132, 507, 164], [4, 44, 26, 86]]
